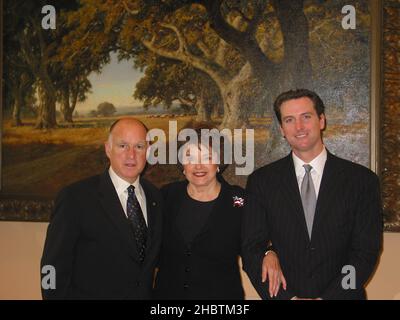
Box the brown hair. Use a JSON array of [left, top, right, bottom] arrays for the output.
[[273, 89, 325, 124]]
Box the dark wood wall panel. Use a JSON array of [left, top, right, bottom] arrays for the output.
[[382, 0, 400, 231]]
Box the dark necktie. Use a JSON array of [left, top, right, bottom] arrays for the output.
[[127, 185, 147, 263], [301, 164, 317, 239]]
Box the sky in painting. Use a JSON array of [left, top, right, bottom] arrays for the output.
[[76, 52, 144, 114]]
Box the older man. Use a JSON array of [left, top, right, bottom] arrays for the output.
[[41, 118, 163, 299]]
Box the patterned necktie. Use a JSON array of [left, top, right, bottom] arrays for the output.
[[127, 185, 147, 263], [301, 164, 317, 239]]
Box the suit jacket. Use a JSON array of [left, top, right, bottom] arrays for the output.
[[242, 151, 382, 300], [153, 178, 245, 300], [41, 170, 163, 299]]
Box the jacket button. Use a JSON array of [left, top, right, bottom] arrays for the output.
[[185, 267, 190, 272], [183, 283, 189, 290], [185, 250, 192, 256]]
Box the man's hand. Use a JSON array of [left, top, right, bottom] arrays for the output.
[[261, 251, 287, 298]]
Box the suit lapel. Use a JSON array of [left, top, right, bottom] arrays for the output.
[[279, 154, 311, 241], [140, 179, 159, 257], [97, 171, 138, 261], [311, 152, 345, 239]]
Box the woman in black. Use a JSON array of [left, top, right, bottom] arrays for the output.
[[153, 125, 283, 299]]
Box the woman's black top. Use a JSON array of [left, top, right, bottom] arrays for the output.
[[153, 178, 245, 300], [177, 190, 216, 244]]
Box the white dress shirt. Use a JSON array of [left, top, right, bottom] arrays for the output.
[[265, 150, 327, 260], [292, 147, 328, 198], [108, 167, 148, 225]]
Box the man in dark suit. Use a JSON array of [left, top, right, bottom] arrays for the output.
[[41, 118, 163, 299], [242, 89, 382, 300]]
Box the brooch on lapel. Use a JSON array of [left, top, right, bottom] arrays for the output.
[[233, 196, 244, 207]]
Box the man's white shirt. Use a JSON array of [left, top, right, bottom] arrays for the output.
[[108, 167, 148, 225], [292, 147, 328, 199]]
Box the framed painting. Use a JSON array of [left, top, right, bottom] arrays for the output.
[[0, 0, 398, 230]]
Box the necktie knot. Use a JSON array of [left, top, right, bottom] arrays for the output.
[[127, 185, 135, 196], [303, 164, 312, 173]]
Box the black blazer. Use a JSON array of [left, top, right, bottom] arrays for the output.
[[242, 152, 382, 300], [153, 178, 245, 300], [41, 170, 163, 299]]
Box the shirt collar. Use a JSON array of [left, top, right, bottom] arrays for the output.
[[108, 166, 142, 196], [292, 146, 327, 178]]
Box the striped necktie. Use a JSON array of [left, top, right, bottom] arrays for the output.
[[301, 164, 317, 239]]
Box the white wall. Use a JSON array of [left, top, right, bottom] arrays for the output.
[[0, 221, 399, 300]]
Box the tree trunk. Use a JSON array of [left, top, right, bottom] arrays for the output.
[[206, 0, 312, 118], [219, 94, 249, 129], [212, 99, 223, 118], [219, 63, 253, 129], [61, 86, 74, 123], [63, 107, 74, 123], [195, 101, 212, 122], [11, 72, 33, 126], [12, 89, 23, 126], [69, 82, 80, 121], [35, 83, 57, 129], [195, 90, 212, 122], [273, 0, 313, 91], [33, 52, 58, 128]]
